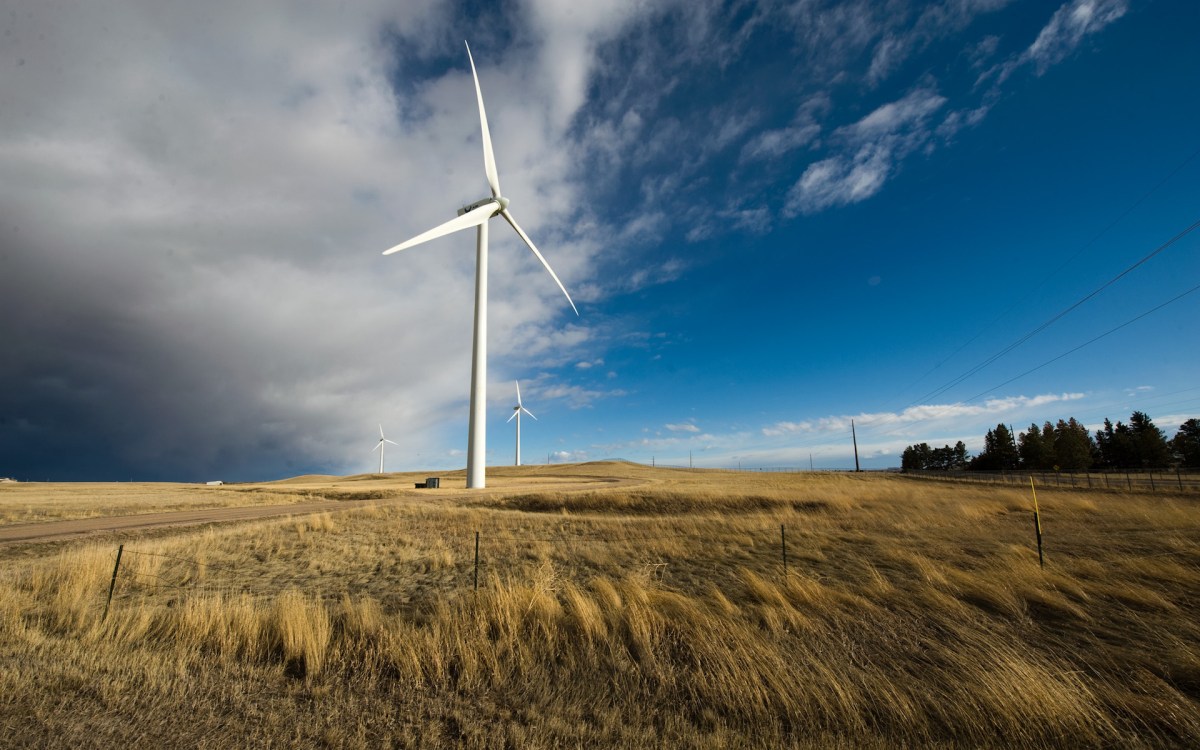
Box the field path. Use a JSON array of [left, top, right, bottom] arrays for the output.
[[0, 497, 389, 544]]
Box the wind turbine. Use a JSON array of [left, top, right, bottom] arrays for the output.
[[507, 380, 536, 466], [372, 424, 398, 474], [382, 42, 577, 489]]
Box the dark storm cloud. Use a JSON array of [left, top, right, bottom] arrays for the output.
[[0, 1, 614, 481]]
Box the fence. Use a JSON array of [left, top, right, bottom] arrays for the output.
[[101, 545, 266, 618], [902, 468, 1200, 493], [97, 522, 809, 618]]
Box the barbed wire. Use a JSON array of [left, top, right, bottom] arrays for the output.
[[121, 548, 241, 574], [95, 510, 1194, 610]]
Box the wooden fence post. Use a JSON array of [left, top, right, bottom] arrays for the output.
[[1029, 478, 1044, 569], [781, 524, 787, 576], [103, 544, 124, 620], [473, 531, 480, 591]]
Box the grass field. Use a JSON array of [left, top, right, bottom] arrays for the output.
[[1, 463, 1198, 748], [0, 480, 324, 525]]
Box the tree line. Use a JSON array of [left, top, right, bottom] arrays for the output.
[[901, 413, 1200, 472]]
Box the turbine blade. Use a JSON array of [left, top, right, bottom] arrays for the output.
[[515, 380, 522, 406], [522, 407, 537, 420], [372, 443, 382, 453], [500, 209, 578, 315], [465, 42, 501, 199], [379, 424, 385, 438], [383, 201, 497, 256], [507, 411, 517, 423], [385, 439, 399, 446]]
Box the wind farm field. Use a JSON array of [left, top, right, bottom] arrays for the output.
[[2, 464, 1198, 748]]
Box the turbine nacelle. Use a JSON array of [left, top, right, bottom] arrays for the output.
[[451, 195, 504, 216], [373, 424, 398, 473], [508, 380, 536, 423]]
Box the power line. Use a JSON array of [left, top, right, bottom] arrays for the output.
[[909, 216, 1200, 406], [964, 281, 1200, 404], [857, 282, 1200, 445], [889, 145, 1200, 405]]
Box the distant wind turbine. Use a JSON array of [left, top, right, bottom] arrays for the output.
[[507, 380, 536, 466], [382, 41, 577, 489], [372, 424, 398, 473]]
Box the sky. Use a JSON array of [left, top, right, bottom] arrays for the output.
[[1, 0, 1197, 481]]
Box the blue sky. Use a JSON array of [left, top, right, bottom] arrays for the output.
[[1, 0, 1197, 480]]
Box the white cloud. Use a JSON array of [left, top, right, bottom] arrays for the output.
[[785, 144, 892, 214], [1025, 0, 1129, 74], [782, 0, 1125, 218], [984, 0, 1129, 86], [665, 422, 701, 433], [847, 89, 949, 139], [763, 392, 1087, 438], [866, 0, 1016, 85], [867, 35, 910, 85], [740, 124, 821, 162], [537, 383, 628, 409], [526, 0, 662, 128], [550, 449, 589, 463], [784, 88, 946, 215]]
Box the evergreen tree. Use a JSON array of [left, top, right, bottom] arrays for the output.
[[1095, 418, 1134, 469], [1018, 422, 1055, 470], [930, 445, 951, 471], [902, 442, 967, 471], [1173, 419, 1200, 468], [970, 428, 998, 470], [902, 443, 933, 471], [952, 441, 969, 470], [1128, 411, 1171, 468], [969, 424, 1018, 471], [1053, 418, 1095, 471]]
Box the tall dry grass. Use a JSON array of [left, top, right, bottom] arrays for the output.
[[1, 467, 1198, 747]]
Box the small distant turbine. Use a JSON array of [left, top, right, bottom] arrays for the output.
[[382, 42, 577, 489], [507, 380, 536, 466], [372, 424, 398, 473]]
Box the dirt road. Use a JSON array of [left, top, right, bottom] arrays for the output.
[[0, 498, 384, 544]]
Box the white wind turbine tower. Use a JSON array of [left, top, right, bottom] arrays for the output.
[[373, 424, 398, 474], [382, 42, 577, 489], [507, 380, 536, 466]]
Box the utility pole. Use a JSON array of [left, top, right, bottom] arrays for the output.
[[689, 450, 693, 470], [852, 419, 861, 472], [809, 453, 813, 471]]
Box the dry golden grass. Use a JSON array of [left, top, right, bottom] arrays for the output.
[[1, 463, 1198, 747]]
